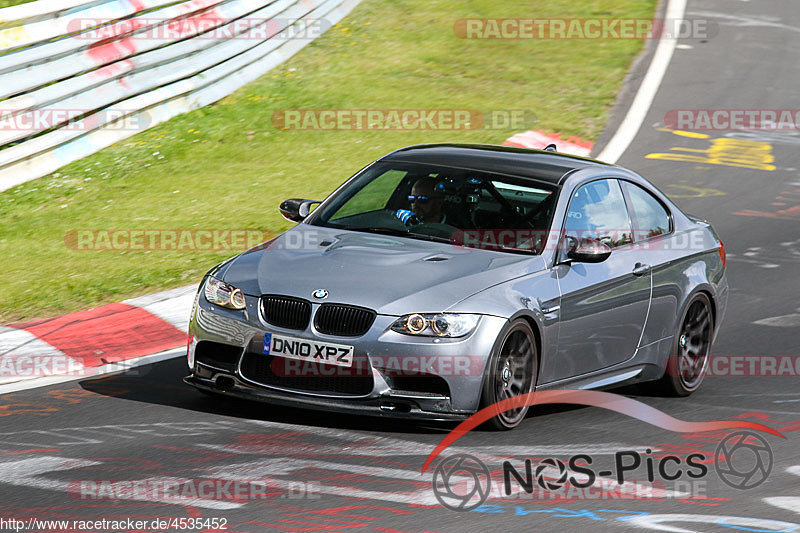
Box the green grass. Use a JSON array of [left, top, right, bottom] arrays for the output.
[[0, 0, 656, 322], [0, 0, 35, 8]]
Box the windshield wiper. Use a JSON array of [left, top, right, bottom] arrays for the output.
[[346, 226, 410, 237], [494, 245, 539, 255], [469, 242, 539, 255], [346, 226, 451, 244]]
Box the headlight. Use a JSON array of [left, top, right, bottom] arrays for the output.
[[391, 313, 479, 338], [203, 276, 247, 310]]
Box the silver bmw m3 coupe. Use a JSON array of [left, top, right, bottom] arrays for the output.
[[185, 144, 728, 429]]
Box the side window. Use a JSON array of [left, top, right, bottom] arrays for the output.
[[621, 181, 671, 240], [329, 169, 406, 221], [564, 179, 632, 248]]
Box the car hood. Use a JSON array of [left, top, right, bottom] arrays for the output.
[[219, 224, 546, 315]]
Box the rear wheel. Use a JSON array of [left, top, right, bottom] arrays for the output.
[[658, 293, 714, 396], [480, 319, 538, 430]]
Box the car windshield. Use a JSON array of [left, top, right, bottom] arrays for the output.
[[308, 162, 559, 254]]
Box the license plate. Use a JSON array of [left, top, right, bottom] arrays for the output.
[[263, 333, 355, 368]]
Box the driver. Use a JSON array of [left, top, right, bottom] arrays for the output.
[[407, 179, 446, 224]]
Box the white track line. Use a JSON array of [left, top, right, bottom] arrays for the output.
[[596, 0, 687, 164]]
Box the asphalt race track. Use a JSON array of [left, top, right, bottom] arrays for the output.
[[1, 1, 799, 531]]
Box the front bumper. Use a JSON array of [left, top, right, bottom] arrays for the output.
[[186, 293, 507, 417], [185, 374, 470, 421]]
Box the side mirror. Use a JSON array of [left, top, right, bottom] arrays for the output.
[[566, 237, 612, 263], [279, 198, 320, 223]]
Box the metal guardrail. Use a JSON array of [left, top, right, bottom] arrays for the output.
[[0, 0, 361, 191]]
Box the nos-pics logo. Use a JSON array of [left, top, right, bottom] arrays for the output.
[[431, 431, 773, 511]]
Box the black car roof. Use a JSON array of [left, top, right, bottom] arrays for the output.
[[380, 143, 610, 184]]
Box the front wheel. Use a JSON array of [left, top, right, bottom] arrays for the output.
[[657, 293, 714, 396], [480, 319, 538, 430]]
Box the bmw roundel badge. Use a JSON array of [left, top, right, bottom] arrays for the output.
[[313, 289, 329, 300]]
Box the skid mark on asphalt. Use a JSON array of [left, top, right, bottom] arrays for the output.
[[754, 308, 800, 328], [3, 420, 799, 533], [0, 419, 630, 454], [678, 401, 800, 417], [0, 455, 240, 510], [0, 418, 688, 511], [687, 11, 800, 35], [0, 421, 246, 449], [245, 505, 413, 532], [2, 456, 241, 510], [1, 414, 796, 517], [0, 388, 107, 418], [727, 239, 800, 270], [205, 421, 687, 504], [201, 425, 652, 458], [764, 466, 800, 515], [727, 129, 800, 149], [210, 457, 438, 506], [734, 187, 800, 222]]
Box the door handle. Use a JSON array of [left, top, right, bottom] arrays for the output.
[[632, 263, 651, 276]]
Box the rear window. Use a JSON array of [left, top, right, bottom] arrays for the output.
[[621, 181, 672, 240]]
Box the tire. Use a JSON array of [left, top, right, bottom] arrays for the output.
[[479, 319, 538, 430], [657, 293, 714, 397]]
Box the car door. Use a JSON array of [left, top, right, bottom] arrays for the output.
[[544, 178, 652, 383], [619, 179, 679, 346]]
